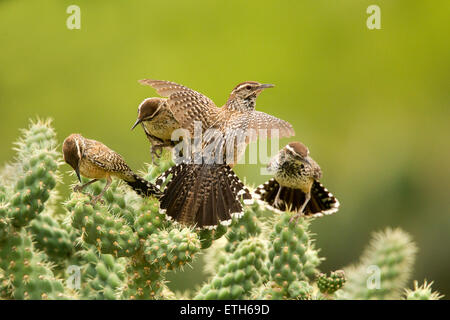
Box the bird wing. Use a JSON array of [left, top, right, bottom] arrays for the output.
[[139, 79, 220, 135], [84, 140, 132, 174], [201, 110, 295, 165], [226, 110, 295, 143]]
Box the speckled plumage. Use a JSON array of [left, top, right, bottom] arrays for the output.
[[214, 109, 296, 164], [77, 135, 135, 180], [155, 162, 251, 228], [139, 79, 295, 165], [141, 79, 295, 227], [132, 96, 181, 159], [267, 147, 321, 192], [138, 79, 219, 136], [255, 142, 339, 219], [62, 134, 161, 202]]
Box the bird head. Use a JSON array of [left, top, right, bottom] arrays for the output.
[[62, 134, 84, 182], [283, 141, 312, 166], [227, 81, 274, 110], [131, 98, 163, 130]]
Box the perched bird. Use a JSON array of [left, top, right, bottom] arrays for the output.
[[142, 79, 294, 228], [254, 142, 339, 222], [62, 134, 161, 204], [131, 96, 181, 161], [139, 79, 295, 164]]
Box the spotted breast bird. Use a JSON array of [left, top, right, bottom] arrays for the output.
[[142, 79, 294, 228], [254, 141, 339, 223], [131, 96, 181, 161], [62, 133, 161, 204]]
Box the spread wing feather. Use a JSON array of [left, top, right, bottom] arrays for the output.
[[84, 139, 132, 174], [139, 79, 220, 135], [227, 111, 295, 142]]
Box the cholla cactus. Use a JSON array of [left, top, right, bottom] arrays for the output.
[[0, 119, 443, 300], [336, 228, 417, 300], [74, 248, 126, 300], [0, 119, 66, 299], [195, 237, 269, 300], [404, 281, 443, 300], [318, 270, 346, 295]]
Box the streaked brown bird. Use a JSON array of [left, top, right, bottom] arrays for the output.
[[62, 133, 161, 204], [139, 79, 295, 164], [254, 142, 339, 223], [131, 97, 180, 161], [141, 79, 295, 228]]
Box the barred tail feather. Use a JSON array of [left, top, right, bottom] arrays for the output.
[[254, 179, 339, 217], [308, 180, 340, 216], [155, 163, 251, 228], [125, 173, 162, 198]]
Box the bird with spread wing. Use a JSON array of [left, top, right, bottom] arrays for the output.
[[138, 79, 295, 228]]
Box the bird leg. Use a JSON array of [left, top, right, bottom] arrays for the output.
[[151, 141, 173, 162], [289, 191, 311, 224], [273, 186, 283, 209], [146, 135, 167, 162], [74, 179, 98, 193], [151, 144, 164, 161], [90, 176, 111, 205]]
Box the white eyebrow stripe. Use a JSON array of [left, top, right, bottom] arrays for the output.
[[235, 83, 255, 91], [75, 138, 82, 159], [286, 144, 309, 156], [286, 145, 296, 154]]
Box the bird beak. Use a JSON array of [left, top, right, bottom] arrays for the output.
[[131, 118, 141, 130], [258, 83, 275, 90], [75, 167, 81, 183], [302, 158, 312, 166]]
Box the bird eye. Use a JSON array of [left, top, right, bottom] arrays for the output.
[[246, 85, 252, 90]]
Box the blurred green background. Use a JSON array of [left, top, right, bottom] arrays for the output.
[[1, 0, 449, 297]]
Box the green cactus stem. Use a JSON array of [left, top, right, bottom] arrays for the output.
[[404, 280, 443, 300], [267, 212, 321, 293], [143, 227, 201, 271], [67, 193, 140, 257], [29, 213, 74, 264], [121, 253, 165, 300], [75, 249, 127, 300], [0, 230, 65, 299], [337, 228, 417, 300], [194, 238, 269, 300], [317, 270, 346, 295]]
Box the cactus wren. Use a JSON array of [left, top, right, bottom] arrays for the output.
[[62, 134, 161, 204], [254, 142, 339, 223], [141, 79, 294, 228], [131, 96, 181, 161], [139, 79, 295, 164]]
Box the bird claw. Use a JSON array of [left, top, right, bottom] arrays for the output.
[[73, 185, 83, 193], [89, 195, 105, 206], [151, 145, 164, 162], [273, 198, 283, 209]]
